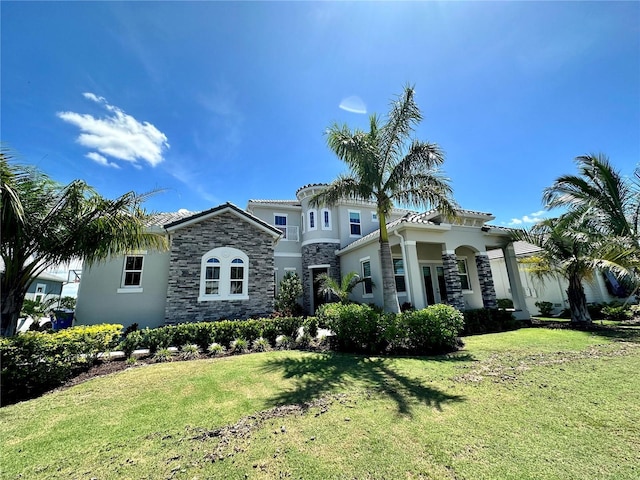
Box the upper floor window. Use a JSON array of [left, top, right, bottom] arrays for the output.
[[308, 209, 317, 230], [322, 209, 332, 230], [371, 212, 379, 223], [274, 214, 287, 239], [122, 255, 144, 287], [457, 259, 471, 290], [393, 258, 406, 293], [349, 210, 361, 236], [199, 247, 249, 301], [362, 260, 373, 296]]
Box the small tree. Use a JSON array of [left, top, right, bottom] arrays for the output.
[[274, 272, 303, 316], [317, 271, 369, 304], [59, 296, 76, 309]]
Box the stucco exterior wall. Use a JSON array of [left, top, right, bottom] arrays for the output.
[[165, 211, 276, 323], [75, 250, 170, 329]]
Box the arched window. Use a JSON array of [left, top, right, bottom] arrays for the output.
[[199, 247, 249, 301]]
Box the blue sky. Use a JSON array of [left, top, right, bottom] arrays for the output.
[[2, 1, 639, 227]]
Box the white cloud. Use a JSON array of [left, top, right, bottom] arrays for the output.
[[86, 152, 120, 169], [57, 93, 169, 168], [506, 210, 546, 226], [339, 95, 367, 114]]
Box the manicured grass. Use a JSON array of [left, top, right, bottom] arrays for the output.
[[2, 326, 639, 479]]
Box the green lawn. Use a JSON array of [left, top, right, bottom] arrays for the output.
[[2, 326, 639, 479]]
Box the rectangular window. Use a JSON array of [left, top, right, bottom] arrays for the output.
[[393, 258, 406, 293], [230, 262, 245, 294], [123, 255, 143, 287], [371, 212, 378, 222], [362, 260, 373, 295], [205, 265, 220, 294], [322, 209, 331, 230], [457, 259, 470, 290], [349, 211, 361, 236], [274, 214, 287, 239], [309, 211, 315, 229]]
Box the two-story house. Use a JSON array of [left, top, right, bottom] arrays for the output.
[[75, 184, 531, 329]]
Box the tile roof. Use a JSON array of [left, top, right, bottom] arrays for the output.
[[145, 210, 197, 227], [248, 199, 301, 206], [486, 241, 541, 259]]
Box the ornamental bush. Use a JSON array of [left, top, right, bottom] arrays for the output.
[[0, 324, 123, 405], [392, 304, 464, 354], [461, 309, 518, 336], [317, 303, 388, 354]]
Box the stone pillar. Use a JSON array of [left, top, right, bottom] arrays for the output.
[[441, 250, 465, 310], [405, 240, 425, 310], [475, 252, 497, 309]]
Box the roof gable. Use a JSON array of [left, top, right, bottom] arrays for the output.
[[164, 202, 282, 238]]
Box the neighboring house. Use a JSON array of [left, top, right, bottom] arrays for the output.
[[24, 272, 65, 304], [76, 184, 531, 330], [488, 241, 624, 316]]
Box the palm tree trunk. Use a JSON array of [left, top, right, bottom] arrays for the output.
[[1, 284, 24, 336], [379, 213, 400, 313], [567, 274, 592, 324]]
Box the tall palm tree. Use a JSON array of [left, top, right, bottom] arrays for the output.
[[1, 152, 167, 336], [310, 86, 456, 313], [513, 216, 628, 323], [543, 154, 640, 295]]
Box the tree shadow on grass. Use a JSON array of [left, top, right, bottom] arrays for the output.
[[262, 352, 469, 417], [534, 321, 640, 343]]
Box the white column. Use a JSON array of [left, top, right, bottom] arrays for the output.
[[405, 240, 425, 310], [503, 244, 530, 320]]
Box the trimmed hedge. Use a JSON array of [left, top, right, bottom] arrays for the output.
[[462, 309, 519, 336], [318, 303, 465, 355], [1, 324, 123, 405]]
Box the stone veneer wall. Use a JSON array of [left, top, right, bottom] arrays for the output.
[[441, 252, 465, 310], [165, 212, 276, 324], [475, 253, 498, 309], [301, 243, 341, 314]]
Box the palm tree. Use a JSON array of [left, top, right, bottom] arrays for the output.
[[513, 216, 628, 324], [317, 271, 369, 304], [542, 154, 640, 297], [1, 152, 167, 336], [310, 85, 456, 313]]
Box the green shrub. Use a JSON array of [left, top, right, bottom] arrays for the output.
[[601, 304, 633, 320], [274, 272, 303, 316], [153, 348, 173, 362], [207, 342, 226, 356], [180, 343, 201, 360], [497, 298, 514, 309], [230, 338, 249, 354], [462, 309, 518, 336], [141, 327, 174, 354], [535, 301, 554, 317], [119, 330, 142, 358], [317, 303, 386, 354], [275, 335, 293, 350], [304, 317, 319, 338], [0, 324, 123, 405], [252, 337, 271, 352], [392, 305, 464, 354]]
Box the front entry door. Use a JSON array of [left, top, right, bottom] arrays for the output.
[[422, 265, 448, 305], [311, 268, 329, 313]]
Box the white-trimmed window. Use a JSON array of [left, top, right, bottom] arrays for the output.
[[301, 213, 305, 233], [349, 210, 361, 236], [361, 260, 373, 296], [274, 214, 288, 239], [199, 247, 249, 301], [122, 255, 144, 287], [371, 211, 379, 223], [457, 259, 471, 291], [393, 258, 406, 293], [308, 209, 317, 230], [34, 283, 46, 303], [322, 209, 332, 230]]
